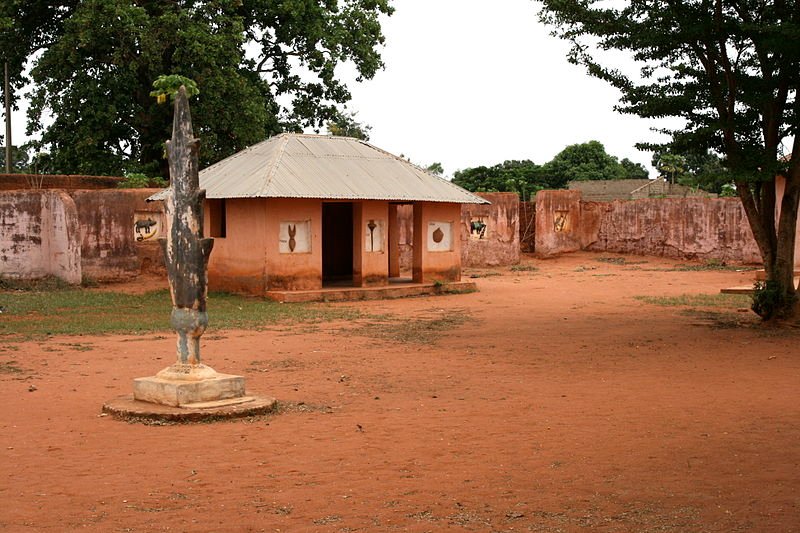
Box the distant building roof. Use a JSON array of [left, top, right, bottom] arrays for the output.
[[567, 179, 653, 201], [568, 178, 715, 201], [149, 134, 488, 204]]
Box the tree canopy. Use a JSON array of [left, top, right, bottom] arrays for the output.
[[452, 140, 650, 199], [0, 0, 393, 177], [326, 110, 372, 140], [539, 0, 800, 319], [452, 160, 543, 201]]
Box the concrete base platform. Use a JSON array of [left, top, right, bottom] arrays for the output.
[[102, 395, 277, 423], [265, 280, 478, 303], [133, 372, 245, 407], [721, 286, 754, 295]]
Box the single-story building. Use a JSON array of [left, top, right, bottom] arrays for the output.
[[151, 133, 488, 296]]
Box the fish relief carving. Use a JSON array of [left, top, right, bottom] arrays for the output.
[[288, 224, 297, 252]]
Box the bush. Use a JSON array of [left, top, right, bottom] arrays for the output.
[[751, 280, 788, 319], [118, 173, 167, 188]]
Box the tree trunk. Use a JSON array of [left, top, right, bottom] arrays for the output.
[[739, 174, 800, 320]]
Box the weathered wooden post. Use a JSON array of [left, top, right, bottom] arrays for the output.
[[160, 85, 214, 371], [105, 86, 274, 420]]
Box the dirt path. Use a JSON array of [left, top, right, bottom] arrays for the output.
[[1, 252, 798, 532]]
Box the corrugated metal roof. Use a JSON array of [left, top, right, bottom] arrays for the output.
[[148, 134, 488, 204]]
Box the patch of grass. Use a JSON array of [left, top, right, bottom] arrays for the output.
[[509, 264, 539, 272], [634, 293, 751, 308], [0, 276, 75, 292], [350, 309, 469, 344], [467, 271, 502, 278], [595, 256, 648, 266], [665, 259, 757, 272], [0, 289, 359, 340]]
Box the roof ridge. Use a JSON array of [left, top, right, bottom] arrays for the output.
[[259, 134, 290, 196]]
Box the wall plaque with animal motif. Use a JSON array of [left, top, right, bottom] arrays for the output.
[[469, 217, 488, 241], [427, 221, 452, 252], [133, 212, 163, 242], [279, 220, 311, 253]]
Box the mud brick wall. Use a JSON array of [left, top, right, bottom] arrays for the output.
[[583, 197, 761, 263], [0, 174, 124, 191], [535, 189, 762, 263], [460, 192, 519, 267], [70, 189, 165, 281], [534, 190, 583, 257], [0, 190, 81, 283], [396, 195, 521, 271]]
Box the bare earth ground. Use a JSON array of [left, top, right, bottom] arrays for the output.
[[1, 252, 799, 533]]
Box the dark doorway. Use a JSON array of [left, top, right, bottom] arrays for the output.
[[322, 202, 354, 285]]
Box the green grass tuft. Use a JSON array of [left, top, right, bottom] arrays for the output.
[[634, 293, 750, 308], [0, 289, 359, 340], [509, 264, 539, 272]]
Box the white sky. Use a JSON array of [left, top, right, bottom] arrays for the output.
[[337, 0, 669, 177], [7, 0, 671, 177]]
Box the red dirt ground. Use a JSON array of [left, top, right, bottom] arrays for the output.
[[1, 252, 798, 532]]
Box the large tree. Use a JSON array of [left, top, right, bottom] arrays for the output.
[[0, 0, 392, 177], [540, 0, 800, 320], [540, 140, 628, 186]]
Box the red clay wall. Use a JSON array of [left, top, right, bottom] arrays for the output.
[[534, 189, 762, 263], [71, 189, 165, 281], [534, 190, 583, 257], [0, 190, 81, 283], [460, 192, 520, 267], [583, 198, 761, 263], [413, 202, 462, 282], [265, 198, 323, 291], [205, 198, 269, 294], [354, 201, 390, 286]]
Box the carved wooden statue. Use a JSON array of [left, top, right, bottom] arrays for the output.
[[160, 86, 214, 369]]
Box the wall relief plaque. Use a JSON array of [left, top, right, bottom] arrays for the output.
[[279, 220, 311, 253]]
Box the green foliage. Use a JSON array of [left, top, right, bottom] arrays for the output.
[[452, 141, 646, 198], [0, 288, 360, 340], [655, 154, 687, 185], [0, 146, 30, 172], [453, 160, 544, 201], [620, 158, 649, 180], [117, 172, 167, 189], [4, 0, 393, 178], [149, 75, 199, 103], [540, 140, 627, 187], [751, 281, 792, 320], [425, 162, 444, 176], [326, 110, 372, 140]]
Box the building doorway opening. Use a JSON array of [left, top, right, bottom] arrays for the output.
[[322, 202, 353, 285]]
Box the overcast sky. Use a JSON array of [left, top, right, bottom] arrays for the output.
[[338, 0, 670, 177], [8, 0, 672, 178]]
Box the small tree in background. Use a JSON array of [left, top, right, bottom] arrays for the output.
[[326, 111, 372, 141]]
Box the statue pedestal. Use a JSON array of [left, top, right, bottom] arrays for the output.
[[133, 364, 246, 407], [103, 363, 276, 422]]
